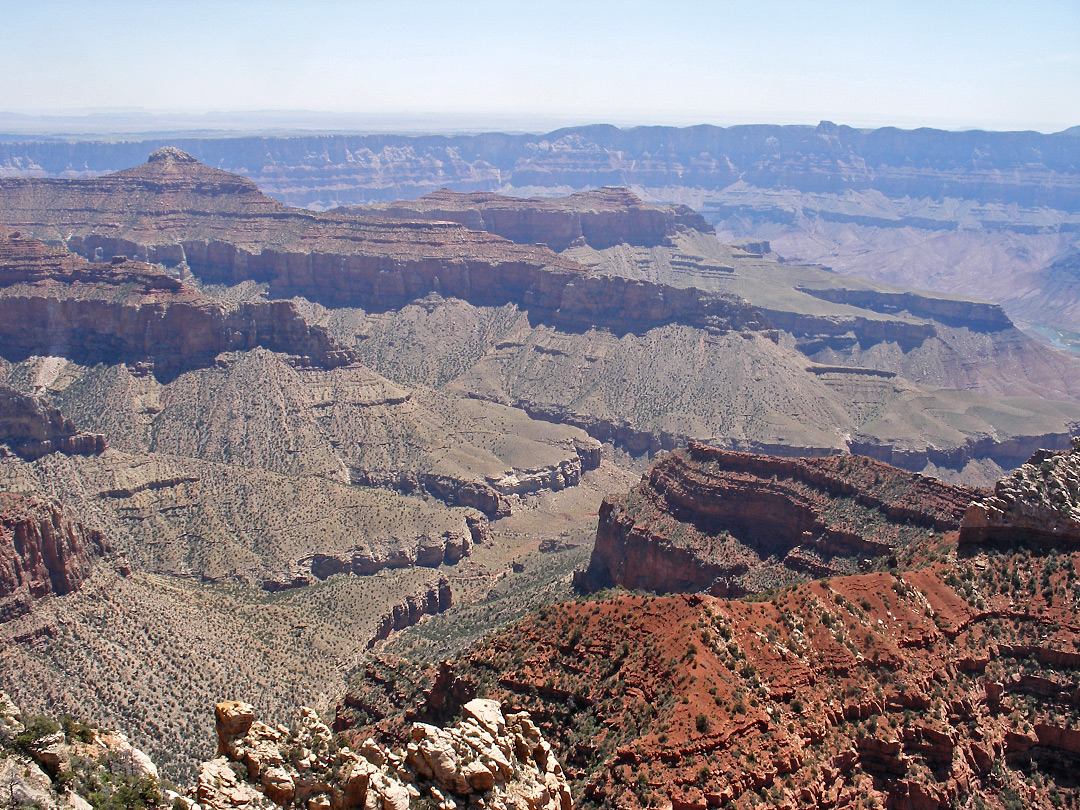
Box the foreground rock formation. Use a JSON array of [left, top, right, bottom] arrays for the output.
[[581, 442, 981, 595], [0, 492, 105, 621], [0, 691, 165, 810], [201, 698, 571, 810]]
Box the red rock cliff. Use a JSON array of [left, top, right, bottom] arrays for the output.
[[582, 442, 981, 595], [0, 493, 107, 622]]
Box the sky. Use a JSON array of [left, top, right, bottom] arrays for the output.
[[1, 0, 1078, 133]]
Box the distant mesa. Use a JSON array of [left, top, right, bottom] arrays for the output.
[[357, 186, 715, 251]]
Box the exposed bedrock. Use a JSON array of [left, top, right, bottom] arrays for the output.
[[581, 442, 981, 595], [367, 577, 453, 648], [66, 232, 769, 337], [0, 492, 106, 622], [364, 186, 715, 251], [0, 232, 356, 381], [960, 437, 1080, 548], [350, 441, 602, 517], [0, 385, 105, 460]]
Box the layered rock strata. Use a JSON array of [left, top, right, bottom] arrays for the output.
[[367, 578, 452, 648], [960, 437, 1080, 547], [0, 150, 768, 334], [201, 698, 571, 810], [0, 230, 355, 380], [0, 492, 106, 621], [582, 442, 981, 595], [361, 187, 714, 251], [348, 446, 1080, 810], [0, 385, 104, 460]]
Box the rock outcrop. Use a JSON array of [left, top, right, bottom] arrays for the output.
[[0, 230, 356, 381], [352, 441, 602, 518], [0, 385, 104, 460], [581, 442, 981, 595], [367, 578, 453, 648], [200, 698, 571, 810], [0, 492, 106, 621], [0, 692, 163, 810], [960, 437, 1080, 547], [362, 187, 714, 251]]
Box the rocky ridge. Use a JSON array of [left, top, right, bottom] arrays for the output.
[[343, 444, 1080, 810], [368, 578, 453, 648], [202, 698, 571, 810], [0, 491, 106, 622], [960, 437, 1080, 547], [581, 442, 982, 595]]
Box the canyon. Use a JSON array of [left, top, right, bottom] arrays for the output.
[[1, 125, 1080, 810], [0, 150, 1077, 480], [2, 124, 1076, 338]]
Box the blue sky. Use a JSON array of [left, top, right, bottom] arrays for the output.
[[2, 0, 1078, 132]]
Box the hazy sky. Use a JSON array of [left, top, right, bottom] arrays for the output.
[[2, 0, 1078, 132]]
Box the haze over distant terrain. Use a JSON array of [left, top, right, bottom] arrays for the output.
[[2, 1, 1078, 133]]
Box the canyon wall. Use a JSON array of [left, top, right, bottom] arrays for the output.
[[0, 492, 106, 621], [0, 231, 356, 380], [582, 442, 981, 595]]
